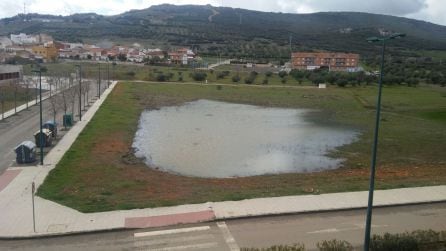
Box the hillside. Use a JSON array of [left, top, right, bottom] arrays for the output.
[[1, 4, 446, 59]]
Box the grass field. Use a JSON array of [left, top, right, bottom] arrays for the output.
[[37, 82, 446, 212]]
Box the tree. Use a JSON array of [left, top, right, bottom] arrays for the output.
[[118, 53, 127, 62], [47, 75, 60, 122]]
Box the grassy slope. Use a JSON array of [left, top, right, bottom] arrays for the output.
[[37, 82, 446, 212]]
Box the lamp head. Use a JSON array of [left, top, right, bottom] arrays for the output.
[[389, 33, 406, 39], [367, 37, 381, 43]]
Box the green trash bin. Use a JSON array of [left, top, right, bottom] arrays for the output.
[[63, 114, 73, 127]]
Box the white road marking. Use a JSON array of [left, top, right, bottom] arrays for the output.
[[133, 233, 215, 247], [147, 242, 219, 251], [307, 224, 389, 234], [217, 221, 240, 251], [134, 226, 210, 238], [307, 228, 339, 234]]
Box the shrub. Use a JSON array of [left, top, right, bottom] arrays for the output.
[[241, 244, 305, 251], [245, 76, 255, 84], [232, 75, 241, 83], [279, 71, 288, 78], [265, 71, 273, 77], [262, 78, 269, 85], [317, 240, 353, 251], [281, 77, 287, 84], [190, 72, 207, 81], [371, 232, 418, 251], [217, 71, 230, 79], [126, 71, 136, 77], [156, 73, 166, 82]]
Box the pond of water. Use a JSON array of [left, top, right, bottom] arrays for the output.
[[132, 100, 358, 178]]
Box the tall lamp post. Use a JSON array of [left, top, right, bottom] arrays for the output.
[[363, 33, 405, 251], [31, 68, 44, 165], [107, 60, 110, 88], [97, 63, 101, 99], [75, 65, 82, 121]]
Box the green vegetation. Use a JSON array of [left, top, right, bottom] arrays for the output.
[[242, 244, 305, 251], [37, 82, 446, 212], [242, 230, 446, 251]]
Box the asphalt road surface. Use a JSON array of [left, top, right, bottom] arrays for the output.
[[0, 80, 104, 175], [1, 203, 445, 251]]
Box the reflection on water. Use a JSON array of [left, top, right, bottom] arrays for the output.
[[132, 100, 358, 178]]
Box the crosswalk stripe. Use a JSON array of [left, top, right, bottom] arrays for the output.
[[133, 233, 215, 247], [134, 226, 211, 238], [145, 242, 219, 251], [217, 222, 240, 251]]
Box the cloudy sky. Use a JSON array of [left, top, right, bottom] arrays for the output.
[[1, 0, 445, 26]]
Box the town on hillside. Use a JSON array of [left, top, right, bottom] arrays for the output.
[[0, 33, 198, 66], [0, 33, 364, 74]]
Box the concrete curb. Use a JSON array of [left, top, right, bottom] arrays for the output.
[[1, 199, 445, 240]]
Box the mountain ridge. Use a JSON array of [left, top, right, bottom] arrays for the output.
[[1, 4, 445, 58]]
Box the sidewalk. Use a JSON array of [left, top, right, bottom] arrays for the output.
[[0, 81, 445, 238], [0, 93, 52, 122]]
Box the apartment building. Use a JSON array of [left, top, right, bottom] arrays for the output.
[[32, 43, 58, 62], [291, 52, 360, 72], [0, 65, 22, 85]]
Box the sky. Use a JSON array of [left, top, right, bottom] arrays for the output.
[[1, 0, 445, 26]]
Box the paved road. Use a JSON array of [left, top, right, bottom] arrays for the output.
[[1, 203, 445, 250], [0, 80, 105, 175]]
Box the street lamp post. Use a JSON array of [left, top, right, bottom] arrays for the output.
[[32, 68, 44, 165], [98, 63, 101, 99], [363, 33, 405, 251], [75, 65, 82, 121], [107, 61, 110, 88]]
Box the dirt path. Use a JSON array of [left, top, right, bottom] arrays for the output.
[[208, 8, 220, 22]]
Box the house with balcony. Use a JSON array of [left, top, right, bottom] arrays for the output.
[[291, 52, 360, 72]]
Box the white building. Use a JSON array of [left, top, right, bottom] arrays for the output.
[[0, 36, 13, 49], [10, 33, 38, 45]]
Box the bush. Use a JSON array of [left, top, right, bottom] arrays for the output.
[[126, 71, 136, 77], [217, 71, 230, 79], [281, 77, 287, 84], [317, 240, 353, 251], [190, 72, 207, 81], [262, 78, 269, 85], [279, 71, 288, 78], [241, 244, 305, 251], [232, 75, 241, 83], [156, 73, 166, 82], [371, 232, 419, 251], [245, 76, 255, 84], [265, 71, 273, 77]]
